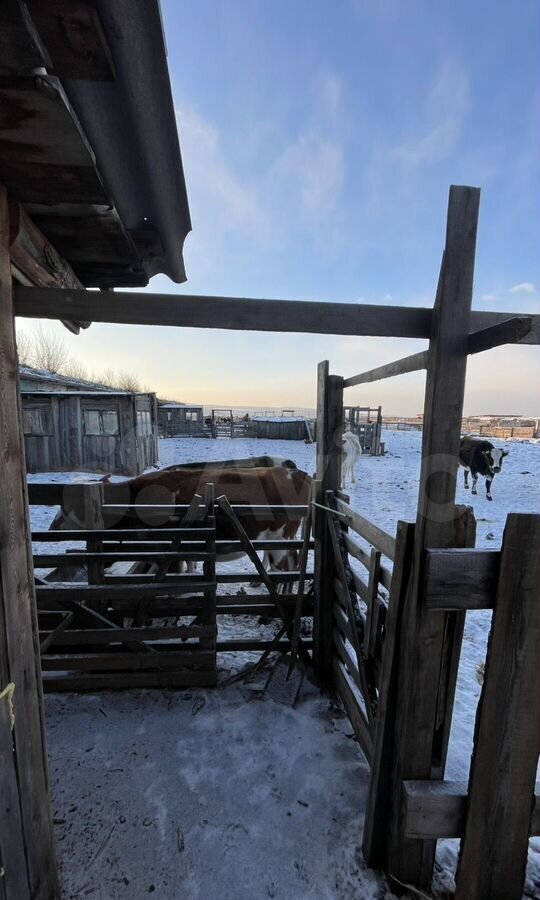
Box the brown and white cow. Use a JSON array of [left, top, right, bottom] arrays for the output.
[[50, 464, 312, 573]]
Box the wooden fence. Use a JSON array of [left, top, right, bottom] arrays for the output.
[[319, 493, 540, 900], [28, 481, 313, 691]]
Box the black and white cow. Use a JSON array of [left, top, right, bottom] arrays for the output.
[[459, 437, 509, 501]]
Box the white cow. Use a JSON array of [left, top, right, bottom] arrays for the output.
[[341, 430, 363, 485]]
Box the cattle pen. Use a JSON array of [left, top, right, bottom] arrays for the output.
[[1, 8, 539, 900]]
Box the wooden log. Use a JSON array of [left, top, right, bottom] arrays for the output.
[[403, 780, 540, 840], [455, 514, 540, 900], [467, 315, 532, 354], [31, 527, 216, 541], [0, 184, 58, 900], [343, 350, 428, 388], [36, 582, 212, 601], [384, 186, 480, 890], [8, 199, 89, 333], [34, 551, 212, 566], [335, 498, 396, 560], [424, 548, 499, 610]]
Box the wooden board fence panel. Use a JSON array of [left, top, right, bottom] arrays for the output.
[[454, 514, 540, 900]]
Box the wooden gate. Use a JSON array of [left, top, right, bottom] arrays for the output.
[[312, 186, 539, 900]]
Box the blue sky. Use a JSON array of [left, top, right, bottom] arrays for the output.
[[19, 0, 540, 413]]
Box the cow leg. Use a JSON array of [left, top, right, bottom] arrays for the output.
[[463, 469, 469, 489], [486, 478, 493, 501], [471, 473, 478, 495]]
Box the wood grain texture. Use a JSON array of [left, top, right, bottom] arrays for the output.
[[467, 315, 532, 354], [385, 186, 480, 890], [403, 779, 540, 840], [0, 185, 58, 899], [343, 350, 428, 388], [424, 548, 499, 609], [455, 514, 540, 900]]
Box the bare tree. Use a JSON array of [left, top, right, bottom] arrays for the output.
[[114, 370, 141, 392], [62, 358, 90, 382], [15, 328, 33, 365], [30, 325, 70, 373]]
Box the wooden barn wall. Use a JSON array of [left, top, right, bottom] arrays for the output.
[[22, 393, 158, 476], [135, 394, 159, 472]]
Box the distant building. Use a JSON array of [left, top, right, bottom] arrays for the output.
[[157, 400, 205, 436], [20, 368, 157, 475]]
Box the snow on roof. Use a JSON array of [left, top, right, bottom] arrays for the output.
[[19, 365, 119, 393]]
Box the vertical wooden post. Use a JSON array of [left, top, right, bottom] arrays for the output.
[[455, 513, 540, 900], [384, 185, 481, 889], [0, 185, 58, 898], [313, 360, 343, 682], [199, 483, 217, 684]]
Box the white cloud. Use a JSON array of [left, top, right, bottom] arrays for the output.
[[393, 60, 470, 167], [273, 133, 344, 217], [481, 293, 497, 303], [175, 106, 264, 235], [509, 282, 536, 294]]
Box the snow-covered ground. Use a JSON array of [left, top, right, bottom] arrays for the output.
[[35, 431, 540, 899]]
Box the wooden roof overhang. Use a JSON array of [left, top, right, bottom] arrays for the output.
[[1, 0, 191, 302]]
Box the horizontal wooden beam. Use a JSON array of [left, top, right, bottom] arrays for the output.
[[13, 285, 540, 343], [14, 286, 433, 337], [467, 316, 532, 354], [343, 350, 428, 388], [403, 780, 540, 839], [424, 548, 499, 610]]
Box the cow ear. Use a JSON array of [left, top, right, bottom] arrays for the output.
[[502, 450, 509, 457]]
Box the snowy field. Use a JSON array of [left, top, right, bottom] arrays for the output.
[[33, 431, 540, 899]]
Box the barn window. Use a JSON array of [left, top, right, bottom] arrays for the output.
[[137, 410, 152, 434], [23, 407, 52, 436], [185, 409, 199, 422], [83, 409, 119, 436]]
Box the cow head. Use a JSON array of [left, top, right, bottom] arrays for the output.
[[483, 447, 509, 476]]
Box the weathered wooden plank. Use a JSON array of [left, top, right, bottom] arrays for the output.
[[365, 549, 382, 658], [455, 513, 540, 900], [344, 533, 393, 590], [0, 184, 58, 900], [41, 650, 215, 672], [332, 628, 361, 690], [403, 780, 540, 840], [467, 315, 532, 354], [343, 350, 428, 389], [15, 284, 540, 344], [385, 186, 480, 890], [36, 582, 212, 601], [0, 684, 31, 900], [34, 551, 212, 566], [313, 366, 344, 681], [39, 624, 216, 646], [424, 548, 499, 610], [31, 527, 215, 541], [335, 498, 396, 560], [362, 522, 415, 867], [42, 670, 217, 691], [14, 285, 434, 336], [332, 658, 373, 763]]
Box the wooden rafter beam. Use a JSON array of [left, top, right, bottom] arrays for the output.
[[467, 315, 532, 354], [12, 285, 540, 344], [343, 350, 428, 388], [9, 200, 90, 334]]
